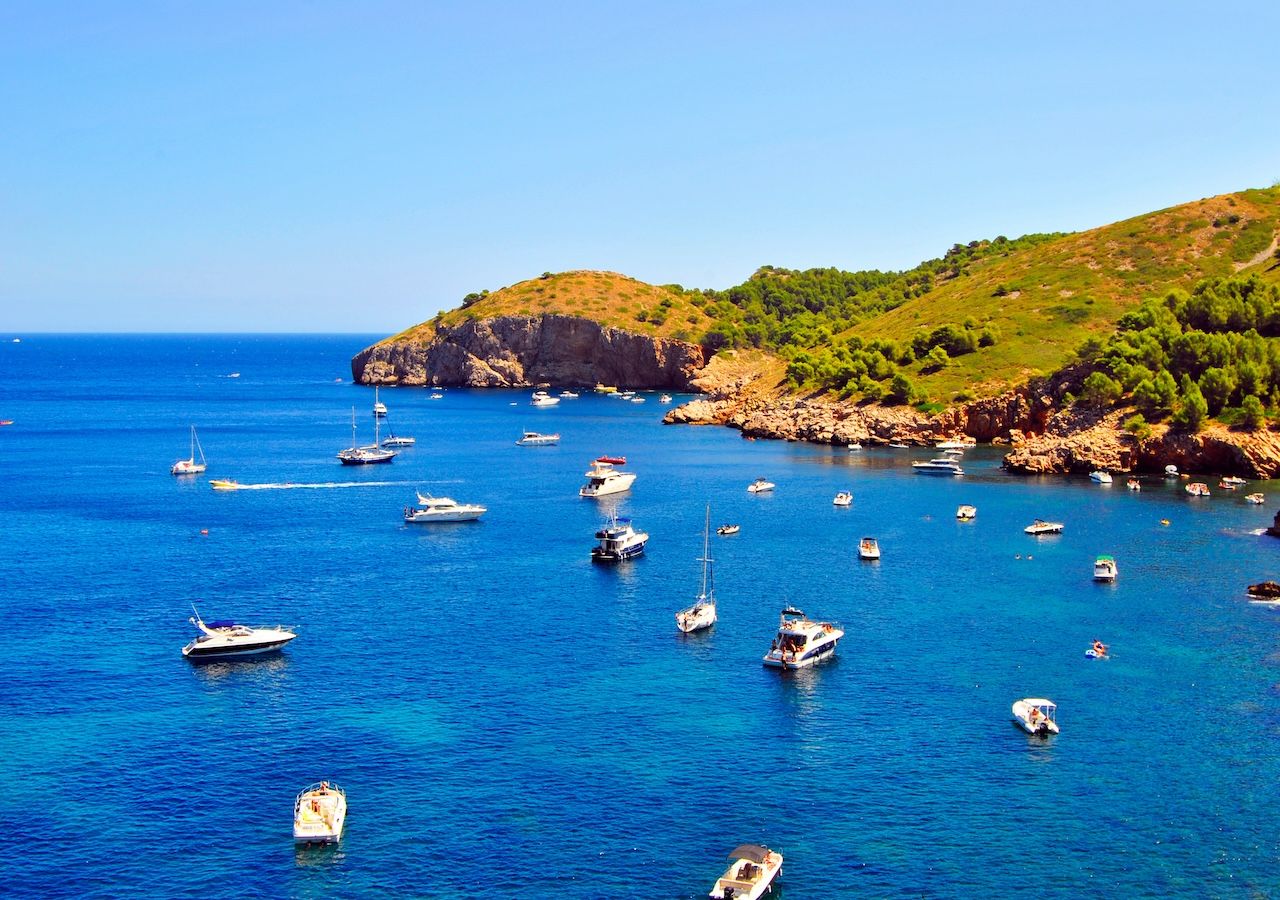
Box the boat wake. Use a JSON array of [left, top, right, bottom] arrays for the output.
[[216, 480, 420, 491]]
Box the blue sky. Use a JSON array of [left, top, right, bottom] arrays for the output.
[[3, 1, 1279, 332]]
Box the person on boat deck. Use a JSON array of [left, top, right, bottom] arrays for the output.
[[1092, 639, 1106, 654]]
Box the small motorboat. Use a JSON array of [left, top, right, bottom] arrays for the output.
[[1165, 465, 1179, 477], [0, 419, 12, 426], [833, 491, 853, 507], [1247, 581, 1280, 602], [430, 392, 444, 400], [209, 479, 240, 490], [531, 390, 560, 406], [1186, 482, 1210, 497], [1246, 492, 1265, 504], [559, 391, 580, 399], [1093, 555, 1119, 582], [294, 781, 346, 844], [747, 478, 775, 494], [404, 494, 487, 523], [716, 524, 740, 536], [659, 394, 673, 403], [595, 455, 627, 465], [889, 442, 909, 449], [1090, 471, 1113, 484], [847, 442, 862, 451], [1127, 478, 1141, 491], [630, 396, 646, 403], [591, 515, 648, 562], [858, 537, 880, 560], [1012, 698, 1059, 736], [517, 431, 560, 446], [1222, 476, 1247, 487], [1085, 640, 1109, 659], [936, 438, 975, 450], [956, 504, 977, 520], [182, 608, 296, 659], [707, 844, 783, 900], [595, 384, 617, 394], [381, 433, 416, 447], [1024, 519, 1064, 535], [762, 607, 843, 670]]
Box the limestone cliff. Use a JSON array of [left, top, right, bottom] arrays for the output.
[[352, 314, 706, 390]]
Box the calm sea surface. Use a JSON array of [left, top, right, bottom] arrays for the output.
[[1, 335, 1278, 898]]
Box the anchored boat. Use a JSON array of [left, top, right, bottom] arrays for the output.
[[762, 607, 843, 670]]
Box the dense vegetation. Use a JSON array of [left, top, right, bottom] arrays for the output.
[[1077, 274, 1280, 429]]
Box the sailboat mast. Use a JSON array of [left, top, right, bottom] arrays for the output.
[[699, 504, 713, 599]]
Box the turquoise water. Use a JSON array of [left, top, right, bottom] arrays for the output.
[[1, 335, 1277, 898]]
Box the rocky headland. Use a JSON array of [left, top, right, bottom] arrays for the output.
[[352, 314, 705, 390]]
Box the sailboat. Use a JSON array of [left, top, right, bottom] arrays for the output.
[[337, 407, 396, 465], [171, 426, 208, 475], [675, 506, 718, 633]]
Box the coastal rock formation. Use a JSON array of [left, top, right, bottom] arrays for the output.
[[352, 314, 705, 389]]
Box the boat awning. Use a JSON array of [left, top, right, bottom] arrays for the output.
[[207, 620, 238, 629], [728, 844, 772, 863], [1023, 698, 1056, 709]]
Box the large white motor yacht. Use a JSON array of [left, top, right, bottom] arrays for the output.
[[708, 844, 783, 900], [591, 515, 649, 562], [762, 607, 844, 670], [181, 610, 296, 660], [531, 390, 560, 407], [676, 507, 717, 633], [293, 781, 347, 844], [404, 494, 487, 523], [579, 460, 636, 498], [516, 431, 560, 446], [1012, 698, 1059, 736], [912, 457, 964, 476], [1093, 555, 1118, 581]]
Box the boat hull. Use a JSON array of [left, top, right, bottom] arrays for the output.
[[591, 542, 647, 562], [338, 453, 395, 465], [182, 636, 295, 659], [580, 474, 636, 497], [762, 638, 840, 669], [676, 604, 716, 633]]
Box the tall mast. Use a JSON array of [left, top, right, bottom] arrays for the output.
[[699, 504, 713, 600]]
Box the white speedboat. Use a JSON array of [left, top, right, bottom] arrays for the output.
[[579, 460, 636, 498], [516, 431, 560, 446], [708, 844, 783, 900], [1093, 555, 1118, 582], [1165, 464, 1179, 477], [1222, 475, 1247, 487], [1127, 478, 1140, 491], [430, 392, 444, 400], [591, 515, 648, 562], [716, 524, 740, 536], [747, 478, 775, 493], [372, 386, 387, 417], [1246, 492, 1265, 504], [404, 494, 486, 523], [171, 425, 208, 475], [889, 442, 909, 449], [181, 609, 296, 659], [847, 442, 862, 451], [559, 391, 579, 399], [936, 438, 975, 450], [762, 607, 843, 670], [1090, 471, 1113, 484], [1012, 698, 1059, 736], [833, 491, 853, 507], [337, 408, 396, 465], [531, 391, 560, 407], [294, 781, 346, 844], [956, 504, 977, 520], [382, 432, 416, 447], [1024, 519, 1064, 535], [858, 536, 880, 560], [1185, 482, 1210, 497], [676, 507, 717, 633], [659, 394, 673, 403], [912, 457, 964, 476], [630, 396, 646, 403]]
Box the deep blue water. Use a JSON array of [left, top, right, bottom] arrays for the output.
[[1, 334, 1278, 898]]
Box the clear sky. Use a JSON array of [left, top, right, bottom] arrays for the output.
[[4, 1, 1279, 333]]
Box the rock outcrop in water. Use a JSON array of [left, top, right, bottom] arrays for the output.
[[352, 314, 706, 390]]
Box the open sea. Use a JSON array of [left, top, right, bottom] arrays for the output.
[[1, 334, 1278, 899]]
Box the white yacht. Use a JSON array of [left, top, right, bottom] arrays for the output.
[[559, 391, 579, 399], [531, 390, 560, 407], [708, 844, 783, 900], [1165, 464, 1179, 477], [337, 407, 396, 465], [833, 491, 853, 507], [1222, 475, 1247, 487], [1012, 698, 1059, 736], [936, 438, 975, 450], [579, 460, 636, 498], [591, 515, 648, 562], [847, 442, 862, 451], [956, 504, 977, 520], [630, 396, 646, 403], [382, 430, 416, 447], [171, 425, 208, 475], [516, 431, 560, 446], [294, 781, 346, 844], [1090, 470, 1113, 484], [1024, 519, 1064, 535], [747, 478, 775, 493], [404, 494, 487, 523], [372, 386, 387, 417], [181, 609, 296, 660], [858, 536, 880, 560], [676, 507, 717, 634], [716, 524, 740, 536], [913, 457, 964, 476], [1093, 555, 1118, 582], [762, 607, 844, 670]]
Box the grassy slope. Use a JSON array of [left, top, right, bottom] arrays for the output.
[[381, 270, 715, 345], [854, 187, 1280, 399]]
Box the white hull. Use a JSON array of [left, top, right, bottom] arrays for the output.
[[580, 472, 636, 497], [1012, 700, 1060, 736], [294, 783, 346, 844], [405, 510, 484, 523], [171, 460, 207, 475], [676, 602, 716, 633], [708, 851, 782, 899]]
